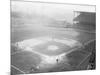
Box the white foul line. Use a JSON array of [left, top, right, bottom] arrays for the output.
[[11, 65, 26, 74]]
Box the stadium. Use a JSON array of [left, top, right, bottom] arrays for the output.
[[11, 0, 96, 74]]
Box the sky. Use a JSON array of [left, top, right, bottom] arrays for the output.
[[11, 1, 95, 24]]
